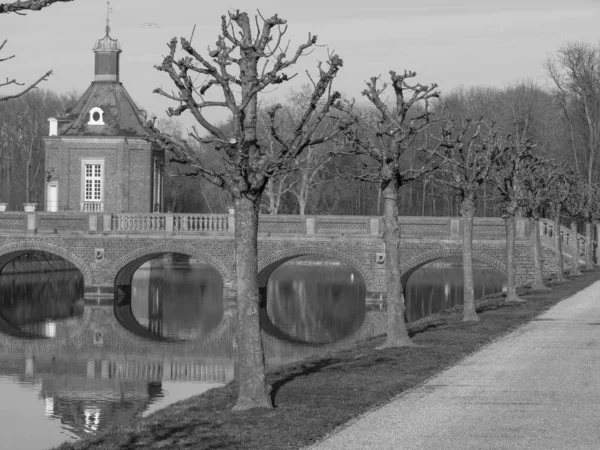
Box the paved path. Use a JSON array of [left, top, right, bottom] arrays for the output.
[[309, 281, 600, 450]]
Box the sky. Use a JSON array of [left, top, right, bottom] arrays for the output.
[[2, 0, 600, 131]]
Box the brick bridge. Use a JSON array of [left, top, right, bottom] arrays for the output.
[[0, 212, 578, 303], [0, 212, 584, 362]]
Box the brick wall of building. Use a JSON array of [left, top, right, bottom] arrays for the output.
[[44, 137, 153, 213]]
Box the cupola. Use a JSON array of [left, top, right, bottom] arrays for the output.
[[93, 25, 122, 82]]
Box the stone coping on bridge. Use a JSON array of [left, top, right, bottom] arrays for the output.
[[0, 212, 527, 239]]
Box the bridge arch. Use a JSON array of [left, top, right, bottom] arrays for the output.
[[257, 247, 371, 345], [111, 243, 234, 342], [400, 248, 507, 287], [258, 247, 374, 291], [0, 241, 93, 285], [111, 243, 234, 288]]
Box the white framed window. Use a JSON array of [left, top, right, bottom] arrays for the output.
[[81, 159, 104, 212]]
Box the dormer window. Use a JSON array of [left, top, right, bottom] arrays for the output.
[[88, 107, 105, 125]]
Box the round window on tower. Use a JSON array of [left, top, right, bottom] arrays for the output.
[[88, 107, 105, 125]]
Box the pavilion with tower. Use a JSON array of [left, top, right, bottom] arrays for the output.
[[44, 21, 164, 213]]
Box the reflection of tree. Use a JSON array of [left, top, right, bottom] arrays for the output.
[[0, 252, 83, 328], [405, 264, 506, 322], [266, 258, 366, 344]]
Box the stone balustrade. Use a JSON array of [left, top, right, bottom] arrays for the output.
[[539, 218, 587, 254], [0, 211, 542, 239], [3, 211, 595, 246]]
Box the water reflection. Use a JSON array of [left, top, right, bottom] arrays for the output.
[[405, 259, 506, 322], [266, 256, 366, 344], [0, 251, 506, 448], [130, 254, 223, 340], [0, 252, 83, 337]]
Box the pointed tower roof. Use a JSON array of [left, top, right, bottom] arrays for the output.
[[56, 26, 147, 137]]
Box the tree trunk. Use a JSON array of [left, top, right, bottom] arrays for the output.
[[504, 213, 524, 303], [553, 204, 566, 282], [530, 217, 549, 290], [232, 196, 272, 410], [461, 197, 479, 322], [380, 180, 413, 347], [570, 220, 581, 276], [421, 180, 426, 216], [298, 197, 306, 216], [585, 219, 594, 269], [596, 223, 600, 265]]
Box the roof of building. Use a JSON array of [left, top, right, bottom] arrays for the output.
[[57, 81, 147, 137], [93, 30, 122, 53]]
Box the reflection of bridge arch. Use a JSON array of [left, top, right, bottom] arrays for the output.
[[401, 247, 507, 286], [0, 241, 91, 284], [257, 248, 370, 345], [258, 248, 374, 291], [111, 243, 234, 288], [111, 244, 232, 342]]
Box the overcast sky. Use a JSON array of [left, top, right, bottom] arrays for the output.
[[2, 0, 599, 130]]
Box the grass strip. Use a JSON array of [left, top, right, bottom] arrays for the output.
[[53, 269, 600, 450]]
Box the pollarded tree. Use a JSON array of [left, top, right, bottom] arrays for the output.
[[342, 70, 441, 347], [1, 0, 73, 101], [432, 118, 504, 321], [563, 177, 587, 276], [546, 166, 577, 282], [521, 156, 553, 291], [144, 11, 346, 410], [490, 137, 536, 303]]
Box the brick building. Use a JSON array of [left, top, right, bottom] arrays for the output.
[[44, 26, 164, 213]]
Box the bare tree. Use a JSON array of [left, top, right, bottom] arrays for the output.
[[546, 43, 600, 185], [341, 70, 440, 347], [521, 156, 553, 290], [432, 118, 503, 321], [0, 89, 76, 208], [490, 138, 536, 303], [563, 177, 587, 276], [546, 166, 576, 282], [1, 0, 73, 101], [145, 11, 345, 410], [547, 43, 600, 268]]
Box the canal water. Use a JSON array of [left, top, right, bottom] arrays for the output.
[[0, 252, 504, 449]]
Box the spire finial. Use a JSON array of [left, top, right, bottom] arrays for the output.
[[105, 0, 111, 35]]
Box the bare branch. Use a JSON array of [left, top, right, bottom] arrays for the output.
[[0, 0, 72, 14]]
